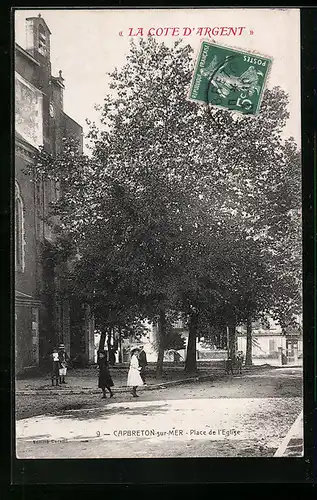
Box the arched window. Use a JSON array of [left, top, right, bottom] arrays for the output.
[[15, 182, 25, 272]]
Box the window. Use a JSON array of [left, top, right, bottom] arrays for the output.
[[269, 339, 276, 354], [38, 25, 47, 56], [15, 182, 25, 272]]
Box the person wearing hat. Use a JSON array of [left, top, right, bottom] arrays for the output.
[[138, 345, 148, 385], [97, 350, 114, 399], [58, 343, 69, 384], [127, 347, 144, 397]]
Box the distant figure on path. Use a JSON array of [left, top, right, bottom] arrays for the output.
[[236, 351, 244, 374], [51, 348, 60, 386], [58, 344, 69, 384], [138, 345, 148, 385], [127, 348, 144, 397], [97, 350, 114, 399], [225, 355, 234, 375]]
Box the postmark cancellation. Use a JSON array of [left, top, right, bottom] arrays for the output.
[[188, 40, 272, 115]]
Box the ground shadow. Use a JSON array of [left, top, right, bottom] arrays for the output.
[[55, 402, 169, 420], [18, 434, 51, 440]]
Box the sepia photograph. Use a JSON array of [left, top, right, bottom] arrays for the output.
[[14, 8, 303, 460]]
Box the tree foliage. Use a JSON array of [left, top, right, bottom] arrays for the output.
[[29, 37, 302, 373]]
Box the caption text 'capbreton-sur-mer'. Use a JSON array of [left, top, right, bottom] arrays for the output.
[[113, 428, 241, 437], [31, 428, 241, 443]]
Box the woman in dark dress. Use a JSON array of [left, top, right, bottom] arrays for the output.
[[97, 350, 114, 399]]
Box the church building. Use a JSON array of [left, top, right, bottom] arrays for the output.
[[15, 14, 94, 373]]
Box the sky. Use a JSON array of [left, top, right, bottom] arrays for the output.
[[15, 8, 301, 147]]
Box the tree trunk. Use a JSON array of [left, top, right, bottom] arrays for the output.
[[108, 328, 116, 365], [221, 324, 227, 350], [156, 344, 165, 379], [245, 315, 253, 366], [156, 307, 167, 378], [107, 329, 112, 360], [228, 322, 236, 360], [185, 310, 198, 374], [118, 325, 122, 363], [98, 328, 107, 351]]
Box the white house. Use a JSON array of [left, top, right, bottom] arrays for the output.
[[236, 316, 303, 365]]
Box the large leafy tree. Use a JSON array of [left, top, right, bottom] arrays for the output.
[[31, 37, 215, 375], [188, 87, 302, 367], [29, 37, 301, 375]]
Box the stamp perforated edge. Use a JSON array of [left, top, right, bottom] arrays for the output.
[[186, 38, 273, 116]]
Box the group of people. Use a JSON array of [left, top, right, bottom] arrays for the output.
[[51, 344, 69, 386], [52, 343, 244, 394], [97, 345, 148, 399], [225, 350, 244, 375]]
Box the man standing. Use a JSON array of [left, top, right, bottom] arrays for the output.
[[58, 343, 69, 384], [138, 345, 148, 385]]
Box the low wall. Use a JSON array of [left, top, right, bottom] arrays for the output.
[[197, 350, 227, 360]]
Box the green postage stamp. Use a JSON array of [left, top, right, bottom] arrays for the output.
[[188, 40, 272, 115]]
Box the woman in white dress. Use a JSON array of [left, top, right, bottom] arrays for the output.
[[127, 348, 144, 397]]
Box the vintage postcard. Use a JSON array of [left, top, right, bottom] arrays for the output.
[[14, 8, 303, 460]]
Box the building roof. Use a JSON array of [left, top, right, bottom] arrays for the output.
[[15, 132, 40, 161], [237, 331, 282, 337], [15, 131, 38, 151], [26, 14, 52, 34], [50, 75, 65, 89], [237, 329, 302, 337], [15, 43, 40, 66]]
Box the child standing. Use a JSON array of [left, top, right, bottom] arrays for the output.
[[97, 350, 114, 399], [51, 348, 60, 386], [58, 343, 69, 384]]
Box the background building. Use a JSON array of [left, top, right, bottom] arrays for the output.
[[237, 317, 303, 365], [15, 14, 94, 374]]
